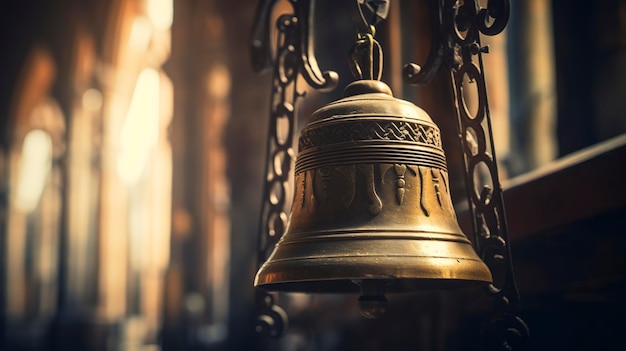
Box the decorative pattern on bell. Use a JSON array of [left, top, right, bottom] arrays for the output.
[[254, 79, 493, 298]]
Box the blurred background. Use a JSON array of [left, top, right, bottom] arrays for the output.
[[0, 0, 625, 350]]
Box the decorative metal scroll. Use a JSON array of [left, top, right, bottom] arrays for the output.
[[404, 1, 529, 350], [251, 0, 338, 338]]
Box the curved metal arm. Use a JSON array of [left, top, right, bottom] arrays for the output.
[[402, 0, 447, 85], [293, 0, 339, 91], [251, 0, 279, 73], [250, 0, 338, 91], [477, 0, 510, 36]]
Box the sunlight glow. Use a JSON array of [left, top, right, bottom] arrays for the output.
[[15, 130, 52, 212], [82, 88, 103, 111], [129, 16, 153, 52], [147, 0, 173, 30], [118, 68, 160, 184]]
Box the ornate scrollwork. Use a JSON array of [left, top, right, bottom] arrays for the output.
[[252, 0, 522, 344], [403, 0, 448, 85], [476, 0, 510, 36], [403, 0, 510, 85], [482, 314, 530, 351], [251, 0, 339, 90], [251, 0, 339, 338], [404, 0, 528, 349], [450, 5, 529, 351], [254, 291, 289, 338]]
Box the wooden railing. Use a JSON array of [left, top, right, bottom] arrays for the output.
[[504, 133, 626, 240]]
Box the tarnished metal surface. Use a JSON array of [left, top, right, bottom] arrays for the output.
[[255, 80, 492, 295]]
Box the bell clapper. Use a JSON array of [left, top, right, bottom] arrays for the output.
[[353, 279, 390, 319]]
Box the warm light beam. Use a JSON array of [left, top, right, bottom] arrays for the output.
[[15, 129, 52, 212], [147, 0, 173, 30], [118, 68, 160, 184]]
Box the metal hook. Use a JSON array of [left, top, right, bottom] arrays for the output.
[[346, 0, 388, 81]]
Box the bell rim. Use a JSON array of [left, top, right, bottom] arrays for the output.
[[254, 255, 493, 293]]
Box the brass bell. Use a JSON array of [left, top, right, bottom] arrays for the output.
[[255, 80, 492, 317]]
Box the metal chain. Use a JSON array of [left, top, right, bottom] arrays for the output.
[[445, 1, 529, 350], [254, 13, 299, 339], [404, 0, 529, 349], [251, 0, 338, 338]]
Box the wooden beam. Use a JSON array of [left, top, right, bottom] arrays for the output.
[[503, 133, 626, 239]]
